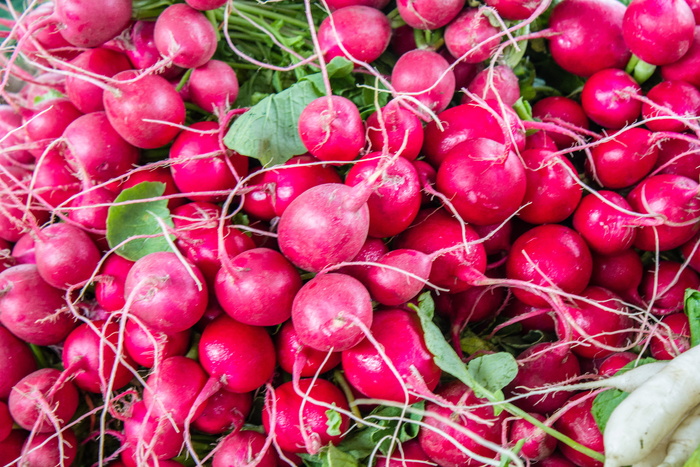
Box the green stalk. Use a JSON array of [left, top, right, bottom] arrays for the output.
[[232, 2, 309, 29]]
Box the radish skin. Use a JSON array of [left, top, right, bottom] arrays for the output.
[[603, 345, 700, 467], [659, 404, 700, 467]]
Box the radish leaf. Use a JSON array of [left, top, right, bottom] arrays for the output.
[[685, 288, 700, 348]]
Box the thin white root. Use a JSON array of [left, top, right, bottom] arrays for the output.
[[659, 403, 700, 467]]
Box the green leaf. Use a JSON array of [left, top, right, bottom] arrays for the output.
[[301, 57, 355, 92], [33, 89, 66, 106], [684, 443, 700, 467], [326, 408, 343, 437], [106, 182, 175, 261], [467, 353, 519, 396], [685, 288, 700, 348], [324, 445, 359, 467], [592, 389, 629, 433]]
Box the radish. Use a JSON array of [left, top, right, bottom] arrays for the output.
[[169, 121, 248, 202], [32, 148, 81, 209], [124, 251, 208, 334], [553, 393, 604, 467], [436, 138, 527, 226], [375, 439, 433, 467], [0, 402, 10, 442], [34, 222, 101, 289], [365, 100, 425, 161], [262, 378, 350, 454], [640, 261, 700, 316], [531, 96, 590, 149], [397, 0, 465, 29], [588, 128, 658, 189], [391, 49, 456, 114], [317, 6, 391, 64], [580, 69, 642, 129], [658, 403, 700, 467], [0, 430, 25, 466], [590, 249, 644, 304], [622, 0, 695, 66], [213, 430, 278, 467], [326, 0, 391, 8], [547, 0, 630, 77], [394, 208, 487, 293], [506, 224, 593, 307], [8, 368, 79, 432], [336, 237, 389, 287], [62, 320, 136, 393], [20, 427, 78, 467], [661, 27, 700, 87], [65, 47, 132, 114], [518, 148, 582, 225], [54, 0, 132, 47], [186, 0, 228, 10], [25, 99, 82, 144], [508, 412, 557, 462], [291, 272, 373, 352], [365, 249, 432, 306], [654, 138, 700, 181], [463, 65, 520, 107], [118, 167, 184, 211], [103, 70, 186, 149], [214, 247, 302, 327], [485, 0, 543, 20], [277, 182, 370, 273], [188, 60, 240, 113], [154, 4, 218, 69], [192, 388, 253, 435], [0, 324, 37, 400], [95, 254, 135, 312], [649, 312, 691, 360], [123, 319, 191, 368], [120, 20, 184, 80], [641, 80, 700, 133], [199, 314, 276, 393], [626, 174, 700, 252], [120, 400, 184, 467], [344, 152, 421, 238], [0, 265, 76, 346], [502, 298, 557, 334], [572, 191, 639, 255], [419, 380, 506, 466], [444, 7, 501, 64], [67, 185, 118, 231], [341, 308, 441, 403], [298, 96, 364, 163], [275, 320, 342, 378]]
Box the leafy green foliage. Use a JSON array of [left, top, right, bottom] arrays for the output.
[[685, 289, 700, 348], [106, 182, 175, 261], [326, 408, 343, 437]]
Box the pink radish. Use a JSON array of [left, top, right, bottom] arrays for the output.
[[123, 319, 191, 368], [317, 6, 391, 64], [54, 0, 132, 47], [641, 80, 700, 133], [554, 393, 604, 467], [397, 0, 465, 29], [365, 100, 424, 161], [391, 49, 456, 114], [640, 261, 700, 315], [192, 388, 253, 435], [531, 96, 590, 149], [120, 400, 184, 467], [365, 249, 432, 306], [580, 68, 642, 129], [587, 128, 658, 188], [0, 325, 37, 400], [509, 412, 558, 462], [65, 47, 132, 114], [298, 96, 364, 163], [275, 320, 342, 377], [188, 60, 240, 113], [154, 4, 218, 69], [95, 254, 135, 312], [590, 249, 644, 304], [213, 430, 278, 467], [444, 7, 501, 63], [34, 222, 101, 289], [649, 312, 691, 360], [572, 191, 639, 255]]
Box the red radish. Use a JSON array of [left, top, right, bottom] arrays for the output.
[[95, 254, 135, 312], [118, 166, 184, 210], [0, 430, 25, 466], [504, 342, 581, 414], [32, 148, 81, 209], [506, 225, 593, 307], [344, 153, 421, 238], [123, 319, 191, 368], [509, 412, 557, 462], [501, 298, 557, 334], [419, 380, 505, 466], [154, 4, 218, 69], [443, 49, 484, 90], [213, 430, 278, 467], [20, 427, 78, 467], [661, 27, 700, 87], [0, 106, 32, 165], [554, 393, 604, 467], [580, 69, 642, 129], [641, 80, 700, 133], [276, 320, 342, 377], [169, 121, 248, 202], [394, 208, 487, 293], [63, 111, 140, 183], [590, 249, 644, 303], [143, 356, 209, 425], [464, 65, 520, 107], [342, 308, 441, 403], [654, 137, 700, 181], [317, 6, 391, 64], [0, 265, 76, 346], [390, 24, 418, 55], [199, 314, 276, 393], [412, 159, 437, 206], [640, 261, 700, 315], [188, 60, 240, 113], [391, 49, 456, 114], [8, 368, 79, 432], [622, 0, 695, 66], [34, 222, 101, 289], [121, 400, 184, 467], [291, 272, 373, 352], [11, 233, 35, 265], [649, 312, 691, 360], [215, 248, 302, 327], [436, 138, 527, 226], [572, 191, 638, 255], [587, 128, 658, 188], [485, 0, 543, 20], [62, 319, 136, 393], [186, 0, 228, 9], [397, 0, 465, 29], [442, 285, 507, 330], [0, 402, 10, 442], [597, 351, 639, 377], [326, 0, 390, 8], [0, 165, 48, 243], [531, 96, 590, 149], [555, 286, 635, 359], [241, 172, 277, 221], [375, 439, 433, 467], [336, 237, 389, 286], [365, 100, 424, 161], [192, 388, 253, 435], [67, 185, 118, 231], [444, 7, 501, 63], [518, 148, 582, 225], [298, 96, 364, 163], [124, 252, 208, 334], [120, 20, 184, 80], [277, 183, 370, 273], [547, 0, 630, 77], [262, 378, 350, 454], [0, 325, 37, 400], [103, 70, 186, 149], [25, 99, 82, 143], [626, 174, 700, 251], [682, 233, 700, 273], [365, 249, 432, 306], [54, 0, 132, 47], [65, 47, 132, 114]]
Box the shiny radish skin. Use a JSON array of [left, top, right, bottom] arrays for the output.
[[154, 4, 218, 69], [365, 249, 432, 306], [55, 0, 132, 47], [317, 6, 391, 64]]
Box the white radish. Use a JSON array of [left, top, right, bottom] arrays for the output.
[[659, 403, 700, 467], [631, 433, 671, 467], [603, 345, 700, 467]]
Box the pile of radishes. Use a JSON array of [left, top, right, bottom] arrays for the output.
[[1, 0, 700, 465]]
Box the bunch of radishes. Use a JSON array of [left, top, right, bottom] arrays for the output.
[[1, 0, 700, 465]]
